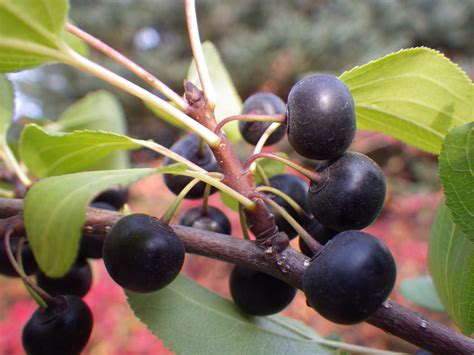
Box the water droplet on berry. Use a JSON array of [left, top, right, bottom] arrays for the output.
[[419, 319, 427, 329], [382, 300, 391, 309], [303, 260, 310, 268], [85, 226, 94, 233]]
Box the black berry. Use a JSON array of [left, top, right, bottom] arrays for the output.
[[287, 74, 356, 160], [36, 258, 92, 298], [302, 231, 396, 324], [0, 238, 37, 277], [264, 174, 311, 239], [308, 152, 386, 231], [239, 92, 287, 146], [22, 295, 93, 355], [179, 206, 231, 235], [103, 213, 185, 293], [230, 266, 296, 316], [298, 219, 337, 257], [163, 134, 219, 199], [93, 187, 128, 210]]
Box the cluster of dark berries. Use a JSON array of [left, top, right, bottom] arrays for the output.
[[232, 74, 396, 324]]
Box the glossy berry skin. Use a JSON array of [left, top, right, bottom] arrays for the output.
[[308, 152, 386, 231], [287, 74, 356, 160], [163, 134, 219, 199], [103, 213, 184, 293], [265, 174, 311, 239], [179, 206, 231, 235], [22, 295, 93, 355], [239, 92, 287, 146], [302, 231, 396, 324], [0, 239, 37, 277], [36, 258, 92, 298], [230, 266, 296, 316], [80, 201, 117, 259], [93, 187, 128, 210], [298, 219, 338, 257]]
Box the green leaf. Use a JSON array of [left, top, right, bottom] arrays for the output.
[[340, 48, 473, 154], [428, 201, 474, 335], [24, 164, 186, 277], [19, 125, 142, 178], [220, 191, 240, 212], [127, 274, 334, 355], [0, 0, 69, 72], [187, 41, 243, 142], [400, 276, 445, 312], [63, 29, 88, 57], [0, 74, 13, 134], [439, 122, 474, 241], [55, 90, 130, 170]]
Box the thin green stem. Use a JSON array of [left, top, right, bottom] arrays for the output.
[[201, 183, 212, 215], [185, 0, 216, 108], [162, 178, 201, 224], [238, 205, 251, 241], [255, 163, 270, 186], [166, 170, 255, 209], [249, 122, 282, 172], [214, 113, 285, 134], [258, 193, 320, 250], [3, 228, 55, 307], [131, 138, 206, 173], [245, 152, 320, 182], [256, 186, 309, 218], [61, 46, 220, 147], [0, 142, 32, 186], [64, 22, 188, 111]]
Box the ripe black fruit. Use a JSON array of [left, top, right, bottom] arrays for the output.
[[163, 134, 219, 199], [36, 258, 92, 298], [22, 295, 93, 355], [264, 174, 311, 239], [79, 201, 117, 259], [93, 187, 128, 210], [308, 152, 385, 231], [0, 239, 37, 277], [287, 74, 356, 160], [179, 206, 231, 235], [239, 92, 287, 146], [230, 266, 296, 316], [302, 230, 396, 324], [298, 219, 337, 257], [103, 213, 184, 293]]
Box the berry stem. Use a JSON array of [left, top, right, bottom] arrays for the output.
[[64, 22, 188, 111], [238, 205, 251, 241], [185, 0, 216, 109], [256, 193, 320, 251], [162, 178, 201, 224], [201, 183, 212, 216], [61, 46, 220, 146], [254, 164, 270, 186], [166, 170, 255, 209], [214, 113, 286, 134], [256, 186, 310, 219], [249, 122, 283, 172], [3, 227, 56, 308], [132, 138, 207, 173], [244, 152, 320, 182]]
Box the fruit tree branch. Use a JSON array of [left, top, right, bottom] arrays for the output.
[[0, 198, 473, 354]]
